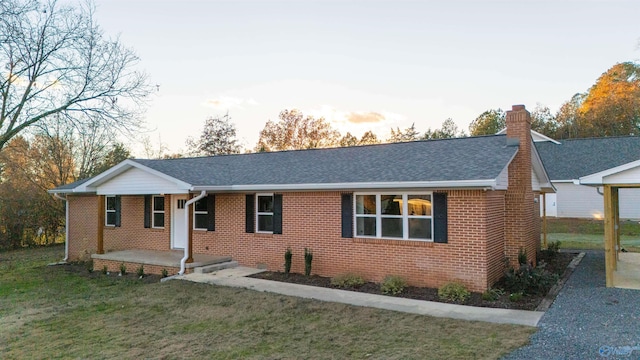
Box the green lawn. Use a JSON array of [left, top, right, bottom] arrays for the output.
[[0, 245, 534, 359], [544, 218, 640, 251]]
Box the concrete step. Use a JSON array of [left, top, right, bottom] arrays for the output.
[[194, 261, 239, 274]]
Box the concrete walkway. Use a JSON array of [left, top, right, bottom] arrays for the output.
[[174, 267, 544, 327]]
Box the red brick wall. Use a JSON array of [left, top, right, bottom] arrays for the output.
[[103, 195, 171, 252], [193, 190, 504, 292], [68, 195, 98, 261], [505, 105, 537, 267]]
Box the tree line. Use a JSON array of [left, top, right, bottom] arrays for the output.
[[2, 1, 639, 250]]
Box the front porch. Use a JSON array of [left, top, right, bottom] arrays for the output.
[[613, 251, 640, 290], [92, 249, 231, 275]]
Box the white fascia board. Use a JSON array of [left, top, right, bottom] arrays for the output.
[[552, 180, 576, 183], [579, 159, 640, 185], [531, 143, 556, 193], [495, 128, 561, 144], [192, 179, 498, 192], [78, 159, 192, 192]]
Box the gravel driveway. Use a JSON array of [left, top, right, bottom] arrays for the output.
[[503, 251, 640, 360]]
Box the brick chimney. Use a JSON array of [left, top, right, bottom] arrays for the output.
[[504, 105, 536, 267]]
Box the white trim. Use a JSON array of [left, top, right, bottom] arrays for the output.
[[152, 195, 165, 229], [579, 159, 640, 185], [193, 179, 498, 192], [193, 197, 208, 230], [256, 193, 274, 233], [495, 128, 561, 144], [105, 195, 116, 227], [531, 143, 555, 193], [73, 159, 192, 193], [354, 192, 434, 241]]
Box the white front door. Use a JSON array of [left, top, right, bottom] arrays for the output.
[[172, 195, 188, 249]]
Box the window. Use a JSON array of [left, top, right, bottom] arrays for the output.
[[105, 196, 117, 226], [256, 194, 273, 232], [153, 196, 165, 228], [193, 198, 208, 230], [355, 193, 432, 241]]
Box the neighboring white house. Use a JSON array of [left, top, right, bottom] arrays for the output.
[[534, 135, 640, 220]]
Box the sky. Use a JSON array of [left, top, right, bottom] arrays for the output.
[[93, 0, 640, 156]]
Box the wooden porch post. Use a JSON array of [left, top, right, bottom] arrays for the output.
[[603, 185, 616, 287], [542, 192, 547, 249], [187, 193, 194, 263], [97, 195, 105, 254]]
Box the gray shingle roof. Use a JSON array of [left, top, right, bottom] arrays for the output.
[[535, 136, 640, 180], [129, 135, 517, 187], [49, 177, 94, 192]]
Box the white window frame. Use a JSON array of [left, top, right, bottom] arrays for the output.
[[193, 198, 208, 230], [105, 195, 116, 227], [152, 195, 165, 229], [353, 192, 433, 241], [256, 193, 274, 233]]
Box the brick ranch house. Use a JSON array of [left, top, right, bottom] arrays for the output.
[[50, 105, 553, 292]]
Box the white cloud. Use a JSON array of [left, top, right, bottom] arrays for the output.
[[203, 96, 259, 110]]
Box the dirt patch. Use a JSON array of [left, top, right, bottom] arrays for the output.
[[250, 251, 578, 311]]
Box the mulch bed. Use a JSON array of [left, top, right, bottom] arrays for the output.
[[250, 251, 578, 311]]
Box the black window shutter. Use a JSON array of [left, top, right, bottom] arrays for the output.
[[273, 194, 283, 235], [115, 195, 122, 227], [433, 193, 448, 243], [341, 193, 353, 238], [245, 194, 255, 233], [144, 195, 151, 228], [207, 195, 215, 231]]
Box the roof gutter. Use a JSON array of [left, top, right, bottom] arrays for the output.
[[53, 193, 69, 263], [192, 180, 499, 192], [179, 190, 207, 275]]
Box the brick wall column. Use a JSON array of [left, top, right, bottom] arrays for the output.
[[504, 105, 536, 267]]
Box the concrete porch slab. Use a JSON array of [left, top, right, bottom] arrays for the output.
[[613, 252, 640, 290], [92, 249, 231, 269]]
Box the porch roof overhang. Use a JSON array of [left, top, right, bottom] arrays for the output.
[[576, 159, 640, 186]]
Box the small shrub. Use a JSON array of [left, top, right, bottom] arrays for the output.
[[119, 263, 127, 276], [304, 248, 313, 276], [503, 263, 559, 296], [509, 292, 524, 302], [482, 288, 504, 301], [381, 275, 407, 295], [136, 265, 144, 278], [518, 248, 527, 265], [86, 260, 94, 273], [102, 265, 108, 275], [331, 273, 365, 288], [547, 240, 561, 253], [438, 282, 471, 303], [161, 268, 169, 278], [284, 248, 292, 274]]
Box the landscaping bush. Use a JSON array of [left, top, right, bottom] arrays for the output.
[[482, 288, 504, 301], [509, 292, 524, 302], [331, 273, 365, 288], [86, 260, 94, 273], [119, 263, 127, 276], [381, 275, 407, 295], [136, 265, 145, 278], [518, 248, 527, 265], [284, 248, 292, 274], [102, 265, 108, 275], [503, 263, 559, 296], [161, 268, 169, 278], [438, 282, 471, 303], [304, 248, 313, 276]]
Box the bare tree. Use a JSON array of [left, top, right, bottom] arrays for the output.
[[0, 0, 151, 158], [186, 113, 241, 156], [255, 109, 340, 152]]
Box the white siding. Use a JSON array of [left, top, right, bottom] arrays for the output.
[[495, 166, 509, 189], [553, 182, 640, 220], [604, 166, 640, 184], [532, 169, 541, 191], [96, 167, 189, 195]]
